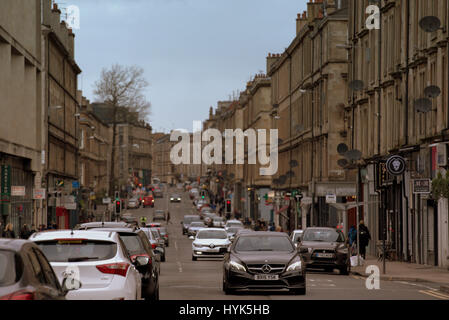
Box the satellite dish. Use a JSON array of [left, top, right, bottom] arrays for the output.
[[414, 98, 432, 113], [286, 171, 295, 178], [424, 85, 441, 99], [338, 159, 349, 168], [349, 80, 364, 92], [337, 143, 349, 155], [290, 160, 299, 168], [419, 16, 441, 33], [344, 149, 362, 161]]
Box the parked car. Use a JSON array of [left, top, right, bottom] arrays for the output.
[[291, 230, 304, 248], [75, 222, 134, 230], [226, 226, 244, 242], [212, 216, 226, 228], [149, 228, 166, 262], [170, 194, 182, 203], [143, 195, 155, 208], [90, 227, 160, 300], [187, 222, 207, 237], [153, 210, 166, 222], [298, 227, 350, 275], [127, 198, 140, 209], [0, 239, 75, 300], [140, 228, 165, 265], [225, 220, 244, 230], [158, 226, 169, 247], [181, 215, 202, 235], [153, 188, 163, 198], [223, 231, 306, 295], [30, 230, 142, 300], [191, 228, 231, 261]]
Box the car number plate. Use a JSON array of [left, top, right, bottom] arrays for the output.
[[255, 274, 279, 281], [315, 253, 334, 258]]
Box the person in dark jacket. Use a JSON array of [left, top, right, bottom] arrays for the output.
[[358, 220, 371, 259], [19, 224, 31, 239], [4, 223, 16, 239]]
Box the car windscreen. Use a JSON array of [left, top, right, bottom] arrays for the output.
[[150, 229, 161, 238], [184, 216, 201, 224], [140, 228, 154, 240], [190, 222, 206, 228], [302, 229, 345, 242], [234, 236, 294, 252], [0, 250, 22, 287], [36, 240, 117, 262], [120, 234, 145, 255], [197, 230, 227, 239], [159, 227, 167, 234], [293, 233, 303, 243]]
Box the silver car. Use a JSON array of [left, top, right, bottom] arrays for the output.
[[127, 198, 140, 209]]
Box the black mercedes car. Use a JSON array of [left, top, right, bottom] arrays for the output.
[[298, 227, 350, 275], [222, 232, 306, 295]]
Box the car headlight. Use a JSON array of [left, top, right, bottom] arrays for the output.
[[170, 198, 174, 200], [229, 260, 246, 272], [193, 243, 202, 248], [286, 260, 303, 272]]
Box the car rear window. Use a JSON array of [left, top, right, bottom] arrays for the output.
[[36, 240, 117, 262], [0, 250, 22, 287], [234, 236, 294, 252], [119, 234, 145, 255]]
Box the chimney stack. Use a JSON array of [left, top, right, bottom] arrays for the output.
[[266, 53, 281, 74], [296, 11, 308, 35], [307, 0, 324, 23]]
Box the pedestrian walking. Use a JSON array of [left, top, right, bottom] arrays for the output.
[[19, 224, 31, 239], [4, 223, 16, 239], [166, 211, 171, 224], [358, 220, 371, 259], [348, 225, 357, 256]]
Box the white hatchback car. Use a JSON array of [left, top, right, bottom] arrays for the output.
[[191, 228, 231, 261], [30, 230, 142, 300]]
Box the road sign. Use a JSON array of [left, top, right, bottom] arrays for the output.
[[102, 197, 111, 204], [72, 181, 80, 189], [11, 186, 26, 197], [326, 194, 337, 204], [386, 155, 406, 176], [413, 179, 431, 194], [33, 188, 46, 200], [55, 179, 64, 188]]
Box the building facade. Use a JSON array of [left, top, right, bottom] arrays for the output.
[[0, 0, 44, 234], [42, 1, 82, 229], [348, 0, 449, 267]]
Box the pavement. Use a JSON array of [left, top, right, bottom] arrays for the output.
[[126, 186, 449, 300], [351, 256, 449, 295]]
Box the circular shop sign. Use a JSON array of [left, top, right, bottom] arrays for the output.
[[386, 155, 406, 176]]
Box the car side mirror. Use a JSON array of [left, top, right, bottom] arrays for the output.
[[61, 277, 82, 295], [189, 236, 195, 240]]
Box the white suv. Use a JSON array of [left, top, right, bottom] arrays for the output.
[[30, 230, 142, 300], [192, 228, 231, 261]]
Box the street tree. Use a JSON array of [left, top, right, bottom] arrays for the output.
[[93, 64, 151, 194]]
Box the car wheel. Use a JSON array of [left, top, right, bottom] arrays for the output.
[[291, 287, 306, 295], [192, 255, 197, 261], [223, 277, 234, 295], [339, 264, 350, 275]]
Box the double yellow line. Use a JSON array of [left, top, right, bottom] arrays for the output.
[[419, 290, 449, 300]]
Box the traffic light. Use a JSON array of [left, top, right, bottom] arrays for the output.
[[115, 200, 121, 214], [226, 200, 231, 213]]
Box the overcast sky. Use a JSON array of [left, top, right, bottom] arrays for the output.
[[70, 0, 307, 133]]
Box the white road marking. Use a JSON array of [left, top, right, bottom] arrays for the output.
[[419, 290, 449, 300], [175, 241, 178, 251], [177, 261, 183, 273]]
